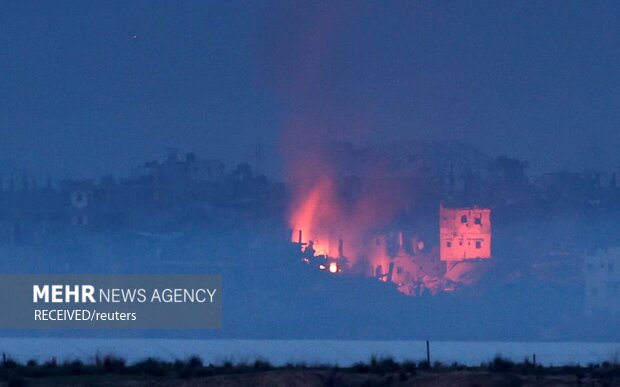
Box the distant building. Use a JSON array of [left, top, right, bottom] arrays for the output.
[[188, 158, 225, 182], [440, 205, 491, 261], [584, 247, 620, 314], [62, 180, 94, 226]]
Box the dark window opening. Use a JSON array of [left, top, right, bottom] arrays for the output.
[[461, 215, 468, 223]]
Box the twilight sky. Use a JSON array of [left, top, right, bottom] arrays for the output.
[[1, 1, 619, 180]]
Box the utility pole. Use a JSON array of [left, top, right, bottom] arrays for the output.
[[426, 340, 431, 367]]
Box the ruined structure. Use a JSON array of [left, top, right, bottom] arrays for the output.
[[293, 204, 493, 296], [439, 206, 491, 261], [287, 141, 498, 296]]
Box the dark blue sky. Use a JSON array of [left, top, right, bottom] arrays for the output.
[[1, 1, 619, 180]]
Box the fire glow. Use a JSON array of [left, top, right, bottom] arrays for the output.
[[289, 178, 336, 257], [290, 180, 492, 296]]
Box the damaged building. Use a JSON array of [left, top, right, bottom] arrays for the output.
[[440, 206, 491, 261], [293, 204, 493, 296]]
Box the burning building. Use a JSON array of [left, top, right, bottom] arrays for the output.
[[439, 206, 491, 261], [291, 205, 492, 296], [286, 140, 494, 296]]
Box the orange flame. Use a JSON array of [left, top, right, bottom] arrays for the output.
[[290, 177, 340, 257]]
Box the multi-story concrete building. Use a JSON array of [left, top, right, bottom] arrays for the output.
[[440, 205, 492, 261], [585, 247, 620, 314]]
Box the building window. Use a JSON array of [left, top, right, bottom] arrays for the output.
[[475, 241, 482, 249], [474, 217, 482, 225], [461, 215, 468, 224], [446, 241, 452, 248]]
